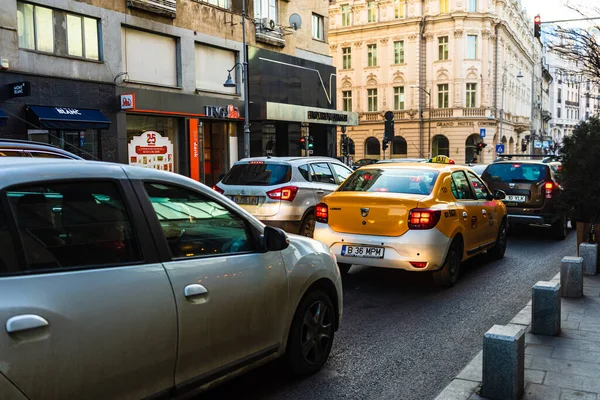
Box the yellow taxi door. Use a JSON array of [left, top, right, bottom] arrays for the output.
[[466, 170, 498, 247], [450, 170, 489, 255]]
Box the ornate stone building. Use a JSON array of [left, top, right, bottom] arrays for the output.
[[329, 0, 541, 163]]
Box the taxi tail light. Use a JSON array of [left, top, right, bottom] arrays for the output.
[[409, 261, 428, 269], [315, 203, 328, 223], [212, 185, 225, 194], [544, 182, 554, 199], [408, 208, 442, 230], [266, 186, 298, 201]]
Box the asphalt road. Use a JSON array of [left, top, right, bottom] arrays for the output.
[[198, 226, 577, 400]]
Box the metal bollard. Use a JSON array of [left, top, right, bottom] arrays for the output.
[[531, 281, 561, 336], [482, 324, 525, 400], [579, 243, 598, 276], [561, 256, 584, 298]]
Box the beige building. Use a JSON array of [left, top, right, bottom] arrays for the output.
[[329, 0, 541, 164]]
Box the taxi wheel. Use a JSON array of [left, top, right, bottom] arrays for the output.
[[337, 263, 352, 275], [432, 241, 461, 288], [488, 220, 507, 260], [300, 213, 316, 238]]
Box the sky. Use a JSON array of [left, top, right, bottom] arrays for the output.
[[520, 0, 598, 27]]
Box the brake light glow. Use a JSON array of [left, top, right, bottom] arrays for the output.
[[545, 182, 554, 199], [249, 161, 264, 164], [212, 185, 224, 194], [315, 203, 328, 223], [266, 186, 298, 201], [545, 182, 554, 190], [409, 261, 428, 269], [408, 208, 442, 230]]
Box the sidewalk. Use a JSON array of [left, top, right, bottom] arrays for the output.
[[435, 272, 600, 400]]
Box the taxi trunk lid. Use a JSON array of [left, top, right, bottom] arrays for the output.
[[326, 192, 425, 236]]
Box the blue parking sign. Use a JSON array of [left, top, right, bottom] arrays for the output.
[[479, 128, 486, 138], [496, 144, 505, 154]]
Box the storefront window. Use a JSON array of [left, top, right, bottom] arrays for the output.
[[203, 121, 230, 186], [126, 115, 179, 173], [28, 129, 100, 160]]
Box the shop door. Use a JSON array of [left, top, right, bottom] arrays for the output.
[[204, 122, 229, 186]]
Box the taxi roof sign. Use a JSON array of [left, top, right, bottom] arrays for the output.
[[429, 155, 455, 164]]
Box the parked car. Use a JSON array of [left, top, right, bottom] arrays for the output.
[[0, 158, 343, 399], [467, 163, 488, 176], [0, 138, 82, 159], [214, 157, 353, 237], [351, 158, 378, 170], [314, 155, 508, 287], [480, 155, 566, 239]]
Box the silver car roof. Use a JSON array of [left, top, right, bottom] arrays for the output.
[[235, 156, 345, 166]]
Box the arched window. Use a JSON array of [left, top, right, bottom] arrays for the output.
[[432, 135, 449, 157], [465, 133, 480, 163], [392, 136, 407, 157], [365, 137, 380, 157], [509, 137, 515, 154]]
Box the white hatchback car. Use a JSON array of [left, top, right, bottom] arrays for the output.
[[0, 158, 343, 399]]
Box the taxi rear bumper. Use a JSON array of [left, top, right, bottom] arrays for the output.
[[313, 222, 452, 272]]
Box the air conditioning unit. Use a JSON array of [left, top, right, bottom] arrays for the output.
[[261, 18, 277, 31]]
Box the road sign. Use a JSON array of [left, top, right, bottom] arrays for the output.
[[496, 144, 505, 154], [479, 128, 486, 138]]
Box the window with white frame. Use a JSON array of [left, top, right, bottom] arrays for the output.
[[368, 88, 378, 112], [394, 86, 405, 110], [17, 2, 54, 53], [342, 90, 353, 111], [394, 0, 406, 18], [438, 36, 449, 60], [367, 2, 377, 22], [438, 84, 449, 108], [254, 0, 277, 22], [342, 47, 352, 69], [312, 14, 324, 41], [122, 27, 178, 87], [466, 35, 477, 59], [367, 44, 377, 67], [394, 40, 405, 64], [466, 83, 477, 108], [467, 0, 476, 12], [203, 0, 229, 8], [66, 14, 100, 60], [195, 43, 236, 94], [341, 5, 351, 26]]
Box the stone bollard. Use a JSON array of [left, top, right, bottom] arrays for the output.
[[561, 256, 584, 298], [531, 281, 561, 336], [482, 324, 525, 400], [579, 243, 598, 276]]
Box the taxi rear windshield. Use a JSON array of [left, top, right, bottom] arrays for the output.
[[338, 169, 439, 195], [221, 163, 291, 186], [483, 163, 548, 183]]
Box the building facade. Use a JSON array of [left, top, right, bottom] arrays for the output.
[[0, 0, 347, 185], [328, 0, 541, 164]]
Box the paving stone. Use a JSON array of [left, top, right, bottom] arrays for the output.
[[434, 379, 480, 400], [560, 328, 600, 343], [551, 347, 600, 365], [525, 369, 546, 384], [525, 344, 555, 357], [579, 321, 600, 333], [560, 388, 598, 400], [530, 355, 600, 377], [523, 383, 561, 400], [457, 351, 483, 382], [563, 321, 581, 330], [544, 371, 600, 393]]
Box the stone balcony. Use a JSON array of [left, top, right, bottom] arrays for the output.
[[359, 107, 493, 122]]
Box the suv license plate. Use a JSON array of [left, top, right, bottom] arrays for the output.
[[505, 195, 526, 202], [341, 245, 384, 258], [233, 196, 259, 205]]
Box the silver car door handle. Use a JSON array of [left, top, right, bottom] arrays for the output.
[[315, 190, 325, 194], [462, 211, 468, 219], [184, 284, 208, 298], [6, 314, 49, 333]]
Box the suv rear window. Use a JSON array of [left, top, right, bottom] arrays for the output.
[[483, 163, 548, 183], [221, 163, 291, 186], [338, 168, 439, 195]]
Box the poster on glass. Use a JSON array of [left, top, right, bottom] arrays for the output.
[[128, 131, 174, 172]]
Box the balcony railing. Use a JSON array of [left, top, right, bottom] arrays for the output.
[[565, 100, 579, 107], [359, 108, 495, 122], [462, 108, 486, 117], [430, 108, 453, 118], [127, 0, 176, 17]]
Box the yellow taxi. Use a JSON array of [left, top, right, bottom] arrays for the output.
[[313, 155, 508, 287]]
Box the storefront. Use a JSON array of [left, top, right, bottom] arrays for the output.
[[117, 89, 244, 186]]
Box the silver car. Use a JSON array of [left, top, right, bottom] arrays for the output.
[[214, 157, 353, 237], [0, 158, 343, 399]]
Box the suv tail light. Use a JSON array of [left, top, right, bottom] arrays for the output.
[[315, 203, 328, 223], [408, 209, 442, 230], [544, 182, 554, 199], [266, 186, 298, 201], [212, 185, 224, 194]]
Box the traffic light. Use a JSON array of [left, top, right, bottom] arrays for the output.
[[308, 136, 314, 149], [340, 133, 348, 156], [534, 15, 541, 38], [382, 138, 389, 152], [299, 136, 306, 147], [475, 142, 487, 154], [384, 111, 395, 142]]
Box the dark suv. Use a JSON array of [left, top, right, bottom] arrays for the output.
[[480, 155, 566, 239], [0, 139, 82, 159]]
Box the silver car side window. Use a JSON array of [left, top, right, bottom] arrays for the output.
[[310, 163, 336, 185], [0, 200, 18, 273], [143, 182, 256, 259], [330, 163, 352, 184]]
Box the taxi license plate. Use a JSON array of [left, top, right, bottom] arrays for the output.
[[233, 196, 259, 205], [341, 245, 384, 258], [505, 195, 527, 202]]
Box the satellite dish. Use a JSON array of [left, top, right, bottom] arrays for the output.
[[289, 13, 302, 30]]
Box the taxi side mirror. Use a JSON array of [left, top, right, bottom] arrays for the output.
[[493, 189, 506, 200]]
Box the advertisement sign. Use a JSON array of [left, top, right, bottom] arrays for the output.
[[189, 119, 200, 181], [10, 81, 31, 98], [128, 131, 174, 172], [120, 94, 135, 110]]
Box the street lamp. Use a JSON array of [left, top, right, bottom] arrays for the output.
[[223, 0, 250, 159], [410, 85, 432, 158], [499, 64, 524, 151]]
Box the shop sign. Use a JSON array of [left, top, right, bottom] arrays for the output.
[[10, 81, 31, 98], [266, 102, 359, 126], [55, 108, 82, 115], [204, 105, 240, 119], [189, 119, 200, 181], [128, 131, 174, 172], [478, 121, 497, 127], [120, 94, 135, 110], [437, 122, 454, 127]]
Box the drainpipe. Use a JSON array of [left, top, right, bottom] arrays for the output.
[[419, 11, 426, 156]]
